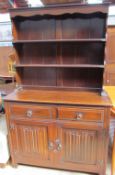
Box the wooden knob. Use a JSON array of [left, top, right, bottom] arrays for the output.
[[76, 112, 83, 120], [55, 139, 62, 151], [27, 110, 33, 118]]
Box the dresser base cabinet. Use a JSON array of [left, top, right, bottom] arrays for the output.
[[4, 90, 111, 175], [6, 3, 111, 175]]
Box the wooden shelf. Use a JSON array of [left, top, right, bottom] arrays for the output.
[[15, 84, 102, 91], [11, 5, 107, 91], [15, 64, 104, 68], [13, 38, 106, 44], [4, 88, 112, 107]]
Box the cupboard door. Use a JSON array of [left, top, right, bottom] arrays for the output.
[[54, 122, 105, 173], [9, 119, 55, 166]]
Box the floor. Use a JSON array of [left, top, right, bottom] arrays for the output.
[[0, 162, 111, 175]]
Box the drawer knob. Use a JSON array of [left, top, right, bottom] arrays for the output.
[[27, 110, 33, 118], [76, 112, 83, 120]]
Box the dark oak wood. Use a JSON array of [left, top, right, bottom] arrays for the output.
[[11, 6, 107, 90], [4, 4, 112, 175], [4, 89, 112, 107], [15, 64, 104, 68], [58, 106, 105, 122], [9, 4, 109, 18], [5, 98, 111, 174], [10, 103, 57, 120], [15, 67, 104, 89], [13, 39, 106, 43], [14, 42, 105, 66], [12, 15, 106, 41]]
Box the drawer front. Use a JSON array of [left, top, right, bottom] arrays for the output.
[[58, 107, 104, 122], [10, 104, 56, 120]]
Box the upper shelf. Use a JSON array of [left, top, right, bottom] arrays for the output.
[[15, 64, 104, 68], [9, 3, 109, 18], [13, 38, 106, 44]]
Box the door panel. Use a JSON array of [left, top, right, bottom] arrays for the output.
[[16, 125, 48, 157], [55, 122, 104, 168], [60, 128, 97, 164], [9, 119, 55, 164]]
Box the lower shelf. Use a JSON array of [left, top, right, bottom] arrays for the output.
[[16, 67, 104, 90]]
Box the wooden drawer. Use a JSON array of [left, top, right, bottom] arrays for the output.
[[58, 107, 104, 122], [10, 103, 56, 120]]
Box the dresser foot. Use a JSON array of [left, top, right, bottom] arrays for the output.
[[12, 163, 18, 168], [11, 159, 18, 168]]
